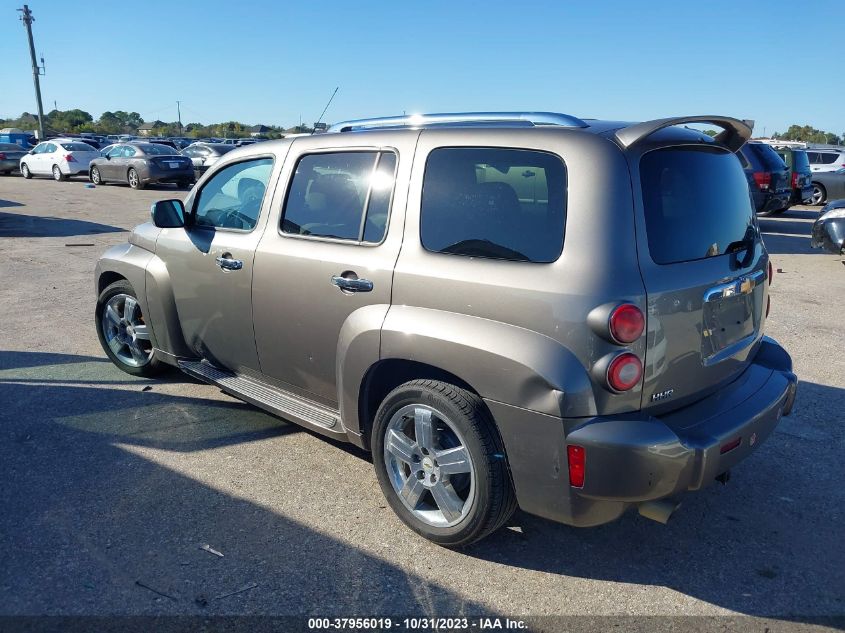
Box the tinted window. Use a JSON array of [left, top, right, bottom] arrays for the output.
[[792, 150, 811, 171], [59, 142, 95, 151], [139, 144, 176, 155], [819, 152, 841, 164], [641, 146, 755, 264], [193, 158, 274, 230], [420, 147, 566, 263], [746, 143, 786, 171], [282, 151, 396, 242]]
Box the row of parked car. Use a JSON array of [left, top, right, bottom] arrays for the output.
[[0, 138, 243, 189], [740, 142, 845, 212]]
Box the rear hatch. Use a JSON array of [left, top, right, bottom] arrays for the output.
[[634, 144, 768, 414], [747, 143, 790, 194], [791, 149, 813, 189]]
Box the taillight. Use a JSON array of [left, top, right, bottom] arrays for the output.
[[768, 260, 773, 286], [791, 171, 799, 188], [65, 154, 76, 163], [0, 152, 6, 160], [606, 353, 643, 392], [752, 171, 771, 191], [609, 304, 645, 344], [567, 445, 585, 488]]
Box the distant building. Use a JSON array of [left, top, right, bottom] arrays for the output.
[[250, 125, 270, 137], [137, 121, 163, 136]]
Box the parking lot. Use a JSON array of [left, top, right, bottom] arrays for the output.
[[0, 175, 843, 628]]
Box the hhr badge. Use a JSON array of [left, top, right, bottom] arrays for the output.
[[651, 388, 674, 402]]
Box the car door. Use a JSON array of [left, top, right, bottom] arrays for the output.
[[153, 151, 284, 372], [33, 143, 54, 174], [23, 143, 44, 173], [251, 133, 414, 406], [100, 145, 123, 180]]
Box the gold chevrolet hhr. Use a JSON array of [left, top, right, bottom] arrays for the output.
[[95, 112, 797, 546]]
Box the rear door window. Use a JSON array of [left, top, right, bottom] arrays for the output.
[[818, 152, 840, 164], [640, 146, 755, 265], [420, 147, 566, 262], [281, 151, 396, 243]]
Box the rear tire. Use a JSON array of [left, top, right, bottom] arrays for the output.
[[52, 165, 66, 181], [372, 379, 516, 547], [810, 183, 827, 206], [21, 163, 32, 179], [90, 166, 103, 185], [127, 168, 144, 189]]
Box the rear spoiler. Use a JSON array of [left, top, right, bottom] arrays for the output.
[[614, 116, 753, 152]]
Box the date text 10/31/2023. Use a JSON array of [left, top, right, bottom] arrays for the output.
[[307, 617, 528, 630]]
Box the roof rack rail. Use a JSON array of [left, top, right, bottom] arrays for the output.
[[327, 112, 589, 133]]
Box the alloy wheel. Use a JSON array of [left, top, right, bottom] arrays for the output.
[[100, 293, 153, 367], [128, 169, 139, 188], [383, 404, 476, 527], [811, 185, 824, 206]]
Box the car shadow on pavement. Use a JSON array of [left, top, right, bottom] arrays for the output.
[[0, 351, 497, 618], [759, 208, 822, 256], [0, 198, 25, 208], [0, 211, 126, 238], [464, 379, 845, 622]]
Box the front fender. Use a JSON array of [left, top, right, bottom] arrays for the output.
[[379, 306, 597, 418], [95, 242, 156, 342]]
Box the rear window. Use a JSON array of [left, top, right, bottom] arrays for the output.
[[792, 150, 811, 171], [640, 146, 755, 265], [140, 144, 176, 155], [746, 143, 786, 171], [60, 142, 95, 152], [420, 147, 566, 263], [817, 152, 842, 165]]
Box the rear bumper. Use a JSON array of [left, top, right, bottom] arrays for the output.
[[754, 190, 791, 213], [143, 164, 194, 183], [792, 185, 814, 204], [491, 336, 796, 527]]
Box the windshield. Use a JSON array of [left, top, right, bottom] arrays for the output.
[[640, 146, 756, 264]]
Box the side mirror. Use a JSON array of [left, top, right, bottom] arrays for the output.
[[151, 199, 185, 228], [811, 202, 845, 254]]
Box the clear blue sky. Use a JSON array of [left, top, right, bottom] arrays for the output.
[[1, 0, 842, 135]]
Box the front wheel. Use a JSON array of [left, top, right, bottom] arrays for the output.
[[810, 183, 826, 206], [95, 280, 165, 377], [372, 379, 516, 547], [127, 168, 144, 189], [21, 163, 32, 179], [52, 165, 66, 181]]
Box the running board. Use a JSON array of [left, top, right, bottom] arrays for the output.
[[178, 360, 341, 433]]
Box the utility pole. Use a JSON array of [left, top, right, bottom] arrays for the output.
[[176, 100, 182, 135], [17, 5, 46, 140]]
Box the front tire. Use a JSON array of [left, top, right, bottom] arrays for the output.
[[95, 280, 164, 377], [372, 379, 516, 547], [21, 163, 32, 179], [810, 183, 827, 206], [52, 165, 66, 181], [127, 168, 145, 189]]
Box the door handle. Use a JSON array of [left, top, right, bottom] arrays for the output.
[[215, 254, 243, 271], [331, 275, 373, 293]]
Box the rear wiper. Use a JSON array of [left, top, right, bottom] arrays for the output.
[[724, 236, 756, 267]]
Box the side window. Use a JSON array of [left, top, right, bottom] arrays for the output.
[[281, 151, 396, 243], [182, 147, 195, 157], [124, 146, 137, 158], [192, 157, 274, 230], [420, 147, 567, 263], [820, 152, 839, 164], [31, 143, 45, 154], [45, 143, 57, 154], [806, 152, 820, 163]]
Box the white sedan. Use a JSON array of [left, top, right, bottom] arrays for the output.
[[19, 139, 101, 181]]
